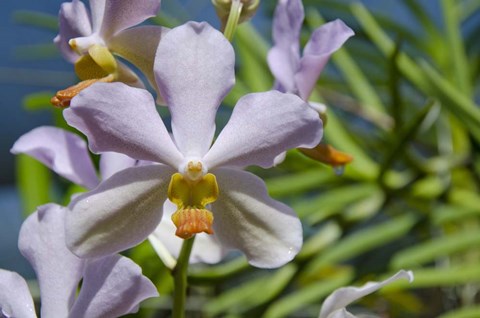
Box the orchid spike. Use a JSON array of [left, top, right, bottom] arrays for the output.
[[52, 0, 167, 107], [319, 270, 414, 318], [10, 126, 225, 266], [268, 0, 354, 168], [63, 21, 323, 268], [0, 204, 158, 318]]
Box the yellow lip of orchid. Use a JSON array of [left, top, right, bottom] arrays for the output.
[[51, 44, 118, 108], [168, 162, 219, 239]]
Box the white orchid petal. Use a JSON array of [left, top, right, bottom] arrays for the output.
[[109, 25, 169, 102], [267, 0, 304, 93], [295, 19, 354, 100], [327, 309, 357, 318], [99, 0, 160, 39], [204, 91, 323, 170], [0, 269, 36, 318], [148, 233, 177, 269], [66, 165, 174, 258], [55, 0, 92, 62], [211, 168, 302, 268], [65, 82, 183, 167], [319, 270, 414, 318], [18, 204, 85, 318], [155, 22, 235, 157], [11, 126, 99, 189], [88, 0, 106, 32], [69, 255, 158, 317], [99, 152, 137, 181]]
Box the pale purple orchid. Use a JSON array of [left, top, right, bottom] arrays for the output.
[[320, 270, 414, 318], [52, 0, 167, 106], [0, 204, 157, 318], [268, 0, 354, 102], [62, 21, 323, 268], [11, 126, 226, 266], [268, 0, 355, 167]]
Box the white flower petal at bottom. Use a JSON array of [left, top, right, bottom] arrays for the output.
[[69, 255, 158, 317], [0, 269, 36, 318], [319, 270, 414, 318], [211, 168, 302, 268], [19, 204, 85, 318]]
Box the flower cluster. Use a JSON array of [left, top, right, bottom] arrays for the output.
[[2, 0, 414, 317]]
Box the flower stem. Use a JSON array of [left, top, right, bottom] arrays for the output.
[[223, 0, 243, 41], [172, 236, 195, 318]]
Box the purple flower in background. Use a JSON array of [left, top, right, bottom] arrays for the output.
[[63, 21, 323, 268], [11, 126, 226, 266], [268, 0, 355, 168], [0, 204, 157, 318], [268, 0, 354, 102], [319, 270, 414, 318], [52, 0, 167, 107]]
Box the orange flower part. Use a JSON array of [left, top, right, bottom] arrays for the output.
[[168, 171, 219, 239], [299, 143, 353, 167]]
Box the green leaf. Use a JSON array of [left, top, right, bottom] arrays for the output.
[[188, 258, 250, 285], [342, 188, 385, 221], [265, 168, 334, 198], [16, 154, 52, 217], [235, 23, 273, 92], [292, 183, 381, 225], [297, 222, 342, 260], [391, 231, 480, 269], [324, 111, 379, 180], [204, 264, 297, 317], [401, 264, 480, 288], [378, 90, 435, 183], [350, 2, 431, 92], [441, 0, 472, 95], [448, 188, 480, 210], [302, 214, 417, 278], [351, 3, 480, 143], [437, 306, 480, 318], [263, 268, 353, 318], [432, 205, 480, 225], [13, 44, 59, 60], [403, 0, 443, 43], [12, 10, 58, 31], [410, 175, 448, 199], [418, 61, 480, 142], [23, 92, 56, 111]]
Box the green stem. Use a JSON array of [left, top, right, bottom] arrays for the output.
[[223, 0, 243, 41], [172, 236, 195, 318]]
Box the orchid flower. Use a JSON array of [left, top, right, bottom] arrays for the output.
[[268, 0, 354, 105], [0, 204, 157, 318], [62, 21, 323, 268], [11, 126, 226, 267], [319, 270, 414, 318], [52, 0, 167, 107], [268, 0, 355, 167]]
